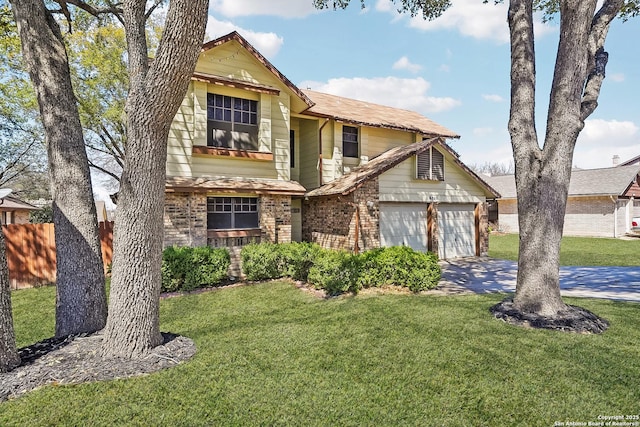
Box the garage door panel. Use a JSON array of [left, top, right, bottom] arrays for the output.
[[438, 204, 475, 259], [380, 203, 428, 251]]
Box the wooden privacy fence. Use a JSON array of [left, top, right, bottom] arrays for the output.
[[2, 221, 114, 289]]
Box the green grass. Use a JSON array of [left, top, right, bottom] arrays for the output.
[[489, 233, 640, 266], [2, 283, 640, 426]]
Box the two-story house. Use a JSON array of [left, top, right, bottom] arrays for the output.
[[163, 31, 499, 269]]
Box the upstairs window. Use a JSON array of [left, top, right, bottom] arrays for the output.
[[207, 197, 259, 230], [342, 125, 359, 158], [417, 147, 445, 181], [207, 94, 258, 150]]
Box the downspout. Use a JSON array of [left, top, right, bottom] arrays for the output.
[[318, 118, 329, 186]]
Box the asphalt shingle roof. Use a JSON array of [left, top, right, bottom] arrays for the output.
[[485, 164, 640, 199], [302, 89, 459, 139]]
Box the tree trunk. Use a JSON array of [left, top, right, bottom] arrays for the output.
[[100, 0, 208, 358], [496, 0, 622, 327], [10, 0, 107, 337], [0, 221, 20, 373]]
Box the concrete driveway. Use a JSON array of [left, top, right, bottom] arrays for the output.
[[438, 258, 640, 302]]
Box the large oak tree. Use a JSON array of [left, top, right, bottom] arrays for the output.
[[6, 0, 208, 359], [10, 0, 107, 337], [100, 0, 208, 358], [315, 0, 637, 328]]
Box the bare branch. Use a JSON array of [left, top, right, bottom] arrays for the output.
[[88, 160, 121, 182], [60, 0, 122, 17], [580, 0, 624, 120], [144, 0, 164, 20]]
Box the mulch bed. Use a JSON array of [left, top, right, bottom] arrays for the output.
[[0, 331, 196, 402], [490, 299, 610, 333]]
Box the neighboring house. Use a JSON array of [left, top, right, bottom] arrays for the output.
[[486, 165, 640, 237], [619, 154, 640, 167], [164, 31, 499, 267], [0, 193, 38, 224]]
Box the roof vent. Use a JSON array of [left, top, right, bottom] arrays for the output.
[[613, 154, 620, 166]]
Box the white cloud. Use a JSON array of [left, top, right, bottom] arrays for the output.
[[375, 0, 394, 13], [578, 119, 638, 146], [392, 56, 422, 73], [407, 0, 511, 43], [573, 119, 640, 168], [299, 76, 461, 114], [205, 17, 284, 59], [439, 64, 450, 72], [210, 0, 318, 18], [482, 94, 504, 103], [399, 0, 554, 43]]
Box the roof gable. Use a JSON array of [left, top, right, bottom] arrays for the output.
[[199, 32, 313, 112], [306, 138, 498, 198]]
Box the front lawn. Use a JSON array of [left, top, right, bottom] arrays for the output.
[[489, 233, 640, 266], [2, 283, 640, 426]]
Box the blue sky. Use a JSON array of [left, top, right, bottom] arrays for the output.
[[203, 0, 640, 171]]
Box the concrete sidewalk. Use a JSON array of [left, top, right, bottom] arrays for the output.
[[438, 258, 640, 302]]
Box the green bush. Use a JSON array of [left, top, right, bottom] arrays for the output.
[[241, 243, 285, 281], [279, 242, 322, 282], [242, 242, 441, 295], [358, 246, 441, 292], [161, 246, 230, 292], [307, 249, 361, 295]]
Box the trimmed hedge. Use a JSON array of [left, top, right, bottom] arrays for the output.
[[161, 246, 230, 292], [241, 242, 441, 295], [358, 246, 441, 292]]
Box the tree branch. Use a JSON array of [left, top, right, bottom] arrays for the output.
[[55, 0, 123, 18], [88, 160, 121, 182], [144, 0, 164, 20], [580, 0, 624, 121]]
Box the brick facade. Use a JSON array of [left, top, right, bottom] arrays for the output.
[[259, 195, 292, 244], [163, 192, 207, 247], [303, 178, 380, 253], [163, 192, 293, 276]]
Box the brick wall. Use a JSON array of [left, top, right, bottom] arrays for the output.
[[260, 195, 292, 244], [303, 178, 379, 252], [163, 192, 207, 247], [163, 192, 293, 276]]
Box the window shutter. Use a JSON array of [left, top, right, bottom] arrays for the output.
[[431, 149, 444, 181], [416, 148, 445, 181], [417, 150, 431, 180]]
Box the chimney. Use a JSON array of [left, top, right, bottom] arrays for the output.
[[612, 155, 620, 166]]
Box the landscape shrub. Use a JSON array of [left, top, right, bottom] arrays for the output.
[[242, 242, 441, 295], [161, 246, 230, 292], [307, 249, 361, 295], [279, 242, 322, 281], [358, 246, 441, 292], [241, 243, 286, 281]]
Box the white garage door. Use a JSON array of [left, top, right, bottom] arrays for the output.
[[379, 203, 428, 251], [438, 204, 476, 259]]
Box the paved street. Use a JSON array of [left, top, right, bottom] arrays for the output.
[[439, 258, 640, 302]]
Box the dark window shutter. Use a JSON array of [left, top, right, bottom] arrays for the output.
[[417, 150, 431, 179], [431, 149, 445, 181]]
